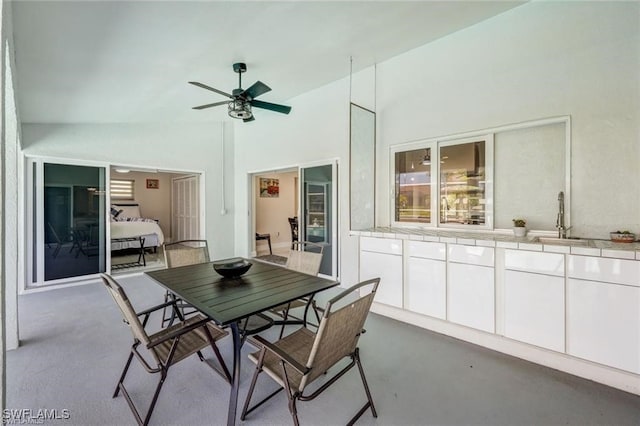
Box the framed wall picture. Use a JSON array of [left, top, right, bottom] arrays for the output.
[[146, 178, 159, 189], [259, 178, 279, 197]]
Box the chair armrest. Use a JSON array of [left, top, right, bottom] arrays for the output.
[[136, 300, 178, 317], [146, 317, 211, 349], [252, 335, 310, 375]]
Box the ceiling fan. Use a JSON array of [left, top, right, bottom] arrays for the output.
[[189, 63, 291, 122]]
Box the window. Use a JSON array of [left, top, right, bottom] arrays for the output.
[[393, 135, 493, 229], [395, 148, 432, 223], [439, 139, 486, 226], [110, 179, 134, 200]]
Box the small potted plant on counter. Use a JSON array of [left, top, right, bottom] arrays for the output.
[[512, 218, 527, 237]]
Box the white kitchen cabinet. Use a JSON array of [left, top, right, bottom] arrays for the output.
[[566, 254, 640, 373], [567, 278, 640, 374], [504, 270, 565, 352], [406, 241, 447, 319], [447, 245, 495, 333], [503, 250, 565, 352], [448, 263, 494, 333], [360, 238, 403, 308]]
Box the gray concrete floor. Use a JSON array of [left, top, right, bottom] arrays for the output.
[[7, 274, 640, 426]]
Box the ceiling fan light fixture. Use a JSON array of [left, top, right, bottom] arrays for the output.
[[228, 99, 252, 120]]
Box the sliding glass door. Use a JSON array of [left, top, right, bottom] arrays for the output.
[[300, 162, 337, 278], [30, 160, 107, 285]]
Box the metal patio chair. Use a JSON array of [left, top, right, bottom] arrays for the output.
[[271, 241, 324, 338], [47, 222, 66, 258], [101, 273, 231, 426], [241, 278, 380, 426], [161, 240, 210, 326]]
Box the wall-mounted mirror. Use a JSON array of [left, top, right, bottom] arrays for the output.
[[350, 103, 376, 230]]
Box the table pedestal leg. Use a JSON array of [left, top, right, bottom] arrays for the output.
[[227, 322, 241, 426]]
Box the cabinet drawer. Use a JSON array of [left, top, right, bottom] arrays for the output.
[[505, 250, 564, 276], [568, 255, 640, 287], [407, 241, 446, 260], [448, 244, 494, 267], [360, 237, 402, 255]]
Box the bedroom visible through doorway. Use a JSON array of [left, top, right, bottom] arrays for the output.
[[25, 157, 204, 289], [109, 168, 201, 274]]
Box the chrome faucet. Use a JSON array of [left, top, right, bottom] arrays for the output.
[[556, 191, 571, 238]]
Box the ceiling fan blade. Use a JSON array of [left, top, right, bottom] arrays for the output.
[[250, 99, 291, 114], [188, 81, 233, 99], [192, 100, 229, 110], [243, 116, 255, 123], [242, 81, 271, 99]]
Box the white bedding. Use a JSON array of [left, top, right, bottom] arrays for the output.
[[110, 220, 164, 250]]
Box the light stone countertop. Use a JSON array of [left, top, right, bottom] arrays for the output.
[[351, 227, 640, 260]]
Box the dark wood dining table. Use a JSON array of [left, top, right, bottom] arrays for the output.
[[145, 258, 339, 426]]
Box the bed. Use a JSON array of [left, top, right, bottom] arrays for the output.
[[110, 203, 165, 251]]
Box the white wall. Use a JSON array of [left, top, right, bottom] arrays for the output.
[[21, 122, 236, 259], [374, 1, 639, 238], [234, 78, 362, 286], [2, 0, 20, 357], [234, 1, 640, 288], [255, 171, 297, 253]]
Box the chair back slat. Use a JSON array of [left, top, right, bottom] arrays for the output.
[[101, 274, 151, 346], [164, 240, 209, 268], [286, 241, 323, 276], [300, 278, 379, 389]]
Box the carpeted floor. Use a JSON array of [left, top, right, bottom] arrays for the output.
[[254, 254, 287, 265], [6, 274, 640, 426]]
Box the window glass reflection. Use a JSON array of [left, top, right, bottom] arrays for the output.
[[44, 163, 106, 281], [439, 141, 486, 225], [395, 148, 432, 223]]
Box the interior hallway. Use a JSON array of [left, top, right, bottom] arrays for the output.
[[7, 273, 640, 425]]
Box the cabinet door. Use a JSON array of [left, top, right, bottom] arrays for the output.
[[504, 270, 565, 352], [448, 263, 494, 332], [407, 257, 446, 319], [567, 278, 640, 374], [360, 251, 403, 308]]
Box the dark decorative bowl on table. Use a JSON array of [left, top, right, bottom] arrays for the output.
[[213, 258, 252, 278]]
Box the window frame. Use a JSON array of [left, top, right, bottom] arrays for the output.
[[390, 134, 494, 230]]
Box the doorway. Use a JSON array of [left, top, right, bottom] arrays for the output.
[[253, 169, 299, 262], [251, 160, 338, 279]]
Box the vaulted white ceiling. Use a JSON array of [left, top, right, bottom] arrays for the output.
[[11, 1, 524, 124]]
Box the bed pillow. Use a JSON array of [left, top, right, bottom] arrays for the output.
[[110, 207, 123, 220]]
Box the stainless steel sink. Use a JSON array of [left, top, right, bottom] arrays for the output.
[[532, 237, 592, 246]]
